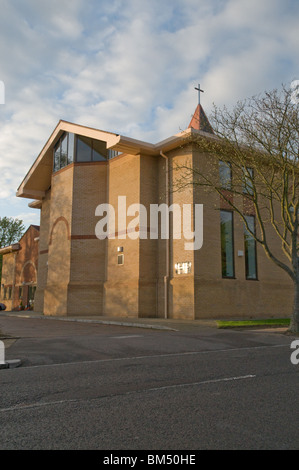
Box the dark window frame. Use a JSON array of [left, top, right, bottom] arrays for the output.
[[75, 135, 107, 163], [19, 286, 23, 299], [53, 132, 75, 172], [219, 160, 232, 190], [220, 209, 235, 279], [244, 214, 258, 280], [243, 167, 254, 196], [28, 285, 36, 301], [117, 254, 124, 265]]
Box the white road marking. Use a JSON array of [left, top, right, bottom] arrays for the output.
[[18, 343, 288, 370], [144, 374, 256, 393], [0, 375, 256, 413], [110, 335, 144, 339]]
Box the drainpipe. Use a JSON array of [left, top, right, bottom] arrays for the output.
[[160, 150, 169, 319]]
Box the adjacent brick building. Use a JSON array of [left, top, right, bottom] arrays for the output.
[[15, 105, 293, 319], [0, 225, 39, 310]]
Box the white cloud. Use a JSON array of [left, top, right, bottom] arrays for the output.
[[0, 0, 298, 223], [13, 212, 40, 227]]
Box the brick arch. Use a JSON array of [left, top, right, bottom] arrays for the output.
[[49, 216, 70, 246], [21, 260, 37, 284]]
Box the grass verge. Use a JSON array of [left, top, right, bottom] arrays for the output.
[[216, 318, 290, 329]]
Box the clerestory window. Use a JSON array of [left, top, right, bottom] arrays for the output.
[[53, 132, 75, 172], [76, 135, 107, 162], [53, 133, 120, 172]]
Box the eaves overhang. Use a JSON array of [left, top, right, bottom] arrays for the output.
[[105, 127, 218, 156], [17, 122, 218, 201], [105, 133, 184, 156], [0, 243, 20, 255], [16, 120, 119, 200]]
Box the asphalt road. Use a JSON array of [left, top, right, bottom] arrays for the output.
[[0, 315, 298, 451]]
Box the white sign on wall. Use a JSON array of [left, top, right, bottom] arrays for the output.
[[175, 262, 192, 275]]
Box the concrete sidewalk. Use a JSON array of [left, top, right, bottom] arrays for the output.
[[0, 310, 217, 332]]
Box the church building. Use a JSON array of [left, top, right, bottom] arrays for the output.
[[16, 103, 293, 320]]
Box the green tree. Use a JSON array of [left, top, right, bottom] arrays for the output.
[[0, 217, 25, 282], [174, 84, 299, 333]]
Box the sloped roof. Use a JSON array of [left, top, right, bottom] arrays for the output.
[[16, 120, 191, 200], [188, 104, 214, 134], [16, 120, 118, 200], [0, 224, 40, 255], [17, 110, 217, 201]]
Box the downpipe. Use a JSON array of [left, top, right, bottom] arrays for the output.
[[160, 150, 169, 319]]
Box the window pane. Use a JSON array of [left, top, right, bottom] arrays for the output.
[[117, 254, 124, 265], [220, 211, 234, 277], [54, 141, 61, 172], [108, 150, 120, 159], [60, 133, 68, 168], [29, 286, 36, 301], [68, 133, 75, 164], [244, 215, 257, 279], [243, 167, 254, 195], [219, 161, 232, 190], [92, 139, 107, 161], [76, 136, 92, 162]]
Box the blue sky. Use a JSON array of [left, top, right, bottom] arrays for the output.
[[0, 0, 298, 228]]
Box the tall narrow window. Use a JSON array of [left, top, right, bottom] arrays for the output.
[[53, 139, 61, 172], [243, 167, 254, 196], [19, 286, 23, 299], [244, 215, 257, 279], [117, 254, 124, 265], [219, 161, 232, 190], [220, 210, 235, 278], [53, 132, 75, 172], [29, 286, 36, 302], [67, 133, 75, 164], [60, 133, 68, 169]]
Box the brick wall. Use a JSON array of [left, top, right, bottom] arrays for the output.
[[32, 138, 293, 320]]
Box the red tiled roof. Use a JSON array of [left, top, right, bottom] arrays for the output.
[[188, 104, 214, 134]]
